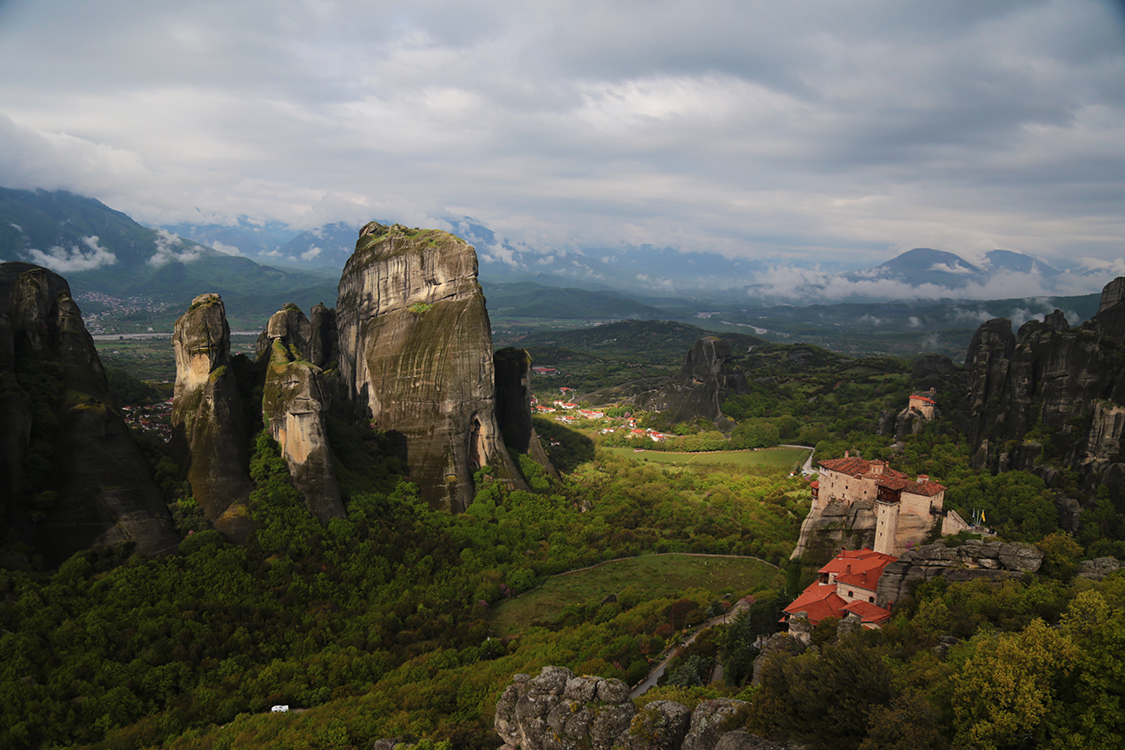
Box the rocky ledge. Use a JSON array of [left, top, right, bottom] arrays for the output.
[[876, 539, 1043, 606], [494, 666, 784, 750]]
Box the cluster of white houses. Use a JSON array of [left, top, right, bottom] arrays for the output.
[[784, 454, 972, 631]]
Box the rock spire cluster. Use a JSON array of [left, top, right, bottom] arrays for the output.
[[962, 276, 1125, 494], [169, 222, 542, 540]]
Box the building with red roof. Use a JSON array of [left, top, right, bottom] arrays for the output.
[[908, 389, 937, 419], [814, 454, 952, 556], [784, 548, 897, 631]]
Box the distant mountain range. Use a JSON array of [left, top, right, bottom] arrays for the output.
[[0, 188, 329, 305], [0, 187, 1116, 315], [160, 212, 1109, 303]]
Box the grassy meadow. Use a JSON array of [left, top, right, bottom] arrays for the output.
[[490, 553, 780, 636], [601, 445, 811, 473]]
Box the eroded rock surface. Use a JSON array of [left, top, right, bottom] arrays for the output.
[[637, 337, 749, 429], [496, 667, 761, 750], [337, 223, 524, 511], [171, 293, 254, 542], [876, 540, 1043, 606], [963, 278, 1125, 497], [494, 347, 558, 480], [789, 499, 877, 562], [260, 304, 345, 523], [0, 262, 179, 564]]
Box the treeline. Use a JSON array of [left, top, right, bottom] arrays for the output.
[[740, 561, 1125, 750], [0, 426, 808, 750]]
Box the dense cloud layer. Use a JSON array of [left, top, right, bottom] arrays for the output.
[[0, 0, 1122, 273]]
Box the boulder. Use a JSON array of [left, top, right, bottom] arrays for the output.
[[495, 667, 636, 750], [617, 700, 692, 750], [1078, 556, 1122, 581], [682, 699, 749, 750], [496, 668, 784, 750], [712, 732, 792, 750]]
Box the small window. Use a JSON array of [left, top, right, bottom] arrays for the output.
[[869, 596, 874, 603], [848, 590, 853, 597]]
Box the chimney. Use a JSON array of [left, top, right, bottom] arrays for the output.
[[917, 474, 929, 483], [870, 460, 884, 475], [845, 450, 850, 458]]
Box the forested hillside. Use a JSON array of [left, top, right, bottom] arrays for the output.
[[5, 309, 1125, 749]]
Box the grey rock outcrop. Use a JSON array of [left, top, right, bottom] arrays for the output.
[[963, 279, 1125, 497], [619, 700, 693, 750], [682, 699, 750, 750], [0, 262, 179, 564], [260, 305, 345, 524], [171, 293, 255, 542], [876, 540, 1043, 606], [788, 498, 876, 562], [712, 732, 791, 750], [496, 667, 761, 750], [751, 632, 807, 687], [495, 667, 635, 750], [336, 223, 525, 511], [637, 337, 749, 429], [1077, 556, 1122, 581]]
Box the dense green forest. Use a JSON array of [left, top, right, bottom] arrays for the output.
[[5, 331, 1125, 749]]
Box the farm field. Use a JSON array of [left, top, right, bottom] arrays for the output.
[[601, 445, 811, 473], [490, 553, 780, 636]]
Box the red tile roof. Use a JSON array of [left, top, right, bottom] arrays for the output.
[[817, 457, 945, 496], [842, 600, 894, 625], [823, 549, 897, 591], [783, 584, 848, 623]]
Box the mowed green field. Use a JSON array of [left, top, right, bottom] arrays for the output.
[[602, 445, 810, 472], [490, 554, 779, 636]]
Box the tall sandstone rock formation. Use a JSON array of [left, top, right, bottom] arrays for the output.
[[337, 222, 525, 511], [170, 293, 255, 542], [494, 347, 558, 480], [963, 276, 1125, 495], [638, 336, 749, 429], [0, 262, 179, 564], [259, 304, 345, 523]]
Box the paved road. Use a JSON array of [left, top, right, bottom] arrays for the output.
[[630, 598, 751, 698], [779, 444, 815, 475]]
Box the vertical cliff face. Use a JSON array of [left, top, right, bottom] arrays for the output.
[[637, 336, 749, 428], [963, 277, 1125, 493], [336, 222, 524, 511], [260, 305, 345, 523], [308, 302, 338, 368], [494, 347, 558, 480], [0, 262, 179, 564], [171, 293, 255, 542]]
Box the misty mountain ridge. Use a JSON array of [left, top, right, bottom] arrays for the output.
[[0, 187, 1116, 312], [159, 210, 1108, 303]]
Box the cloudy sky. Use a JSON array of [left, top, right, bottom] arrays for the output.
[[1, 0, 1123, 278]]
